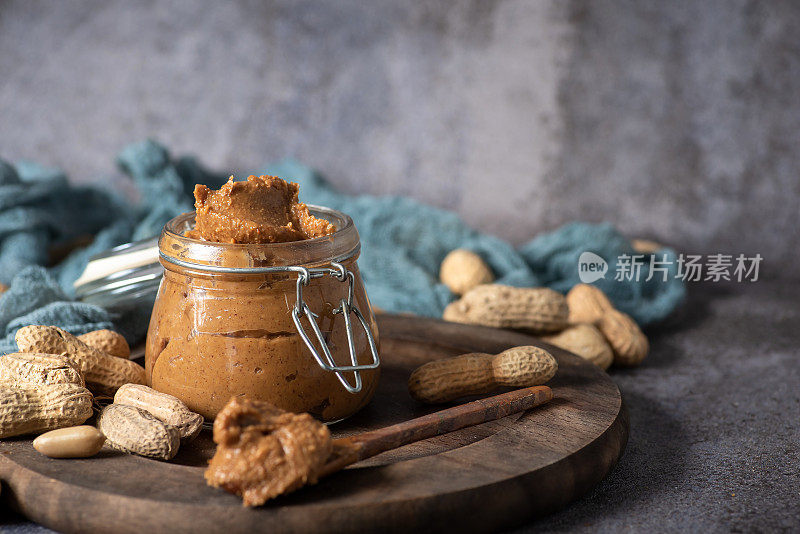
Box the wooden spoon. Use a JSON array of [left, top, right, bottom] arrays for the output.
[[320, 385, 553, 477]]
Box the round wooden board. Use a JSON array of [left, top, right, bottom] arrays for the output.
[[0, 315, 628, 534]]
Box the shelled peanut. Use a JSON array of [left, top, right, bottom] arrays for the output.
[[409, 346, 557, 404], [78, 329, 131, 359], [33, 426, 106, 458], [566, 284, 649, 366], [440, 249, 494, 296], [443, 285, 568, 333], [15, 325, 145, 395]]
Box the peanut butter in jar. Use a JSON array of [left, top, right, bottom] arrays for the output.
[[145, 176, 380, 422]]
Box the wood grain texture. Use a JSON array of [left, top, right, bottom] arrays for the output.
[[0, 315, 628, 534], [322, 386, 554, 476]]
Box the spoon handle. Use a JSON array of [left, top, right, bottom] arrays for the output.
[[322, 385, 553, 476]]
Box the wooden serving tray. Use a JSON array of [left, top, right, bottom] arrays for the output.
[[0, 315, 628, 533]]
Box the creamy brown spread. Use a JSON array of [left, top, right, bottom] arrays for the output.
[[145, 175, 379, 422], [188, 175, 335, 244], [146, 267, 379, 421], [205, 397, 332, 506]]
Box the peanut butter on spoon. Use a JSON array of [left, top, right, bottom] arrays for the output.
[[205, 397, 333, 507], [188, 175, 335, 244], [205, 387, 553, 507]]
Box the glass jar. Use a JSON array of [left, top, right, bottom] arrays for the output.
[[145, 207, 380, 423]]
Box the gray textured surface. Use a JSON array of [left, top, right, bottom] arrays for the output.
[[2, 281, 798, 531], [526, 281, 800, 532], [1, 0, 798, 275]]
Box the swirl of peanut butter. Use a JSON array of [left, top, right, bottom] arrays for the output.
[[188, 175, 335, 243], [205, 397, 332, 506]]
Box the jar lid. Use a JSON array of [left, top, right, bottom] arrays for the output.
[[73, 237, 162, 310]]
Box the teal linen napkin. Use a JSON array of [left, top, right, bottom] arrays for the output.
[[0, 140, 684, 354]]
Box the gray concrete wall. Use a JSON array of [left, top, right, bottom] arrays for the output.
[[1, 0, 798, 278]]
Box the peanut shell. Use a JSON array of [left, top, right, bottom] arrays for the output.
[[114, 384, 203, 440], [439, 249, 494, 296], [98, 404, 180, 460], [491, 346, 558, 386], [0, 352, 84, 386], [78, 329, 131, 359], [444, 285, 568, 333], [409, 345, 557, 404], [16, 325, 146, 395], [0, 383, 93, 438], [566, 284, 614, 324], [631, 238, 664, 254], [408, 353, 495, 404], [542, 324, 614, 370], [597, 309, 649, 367]]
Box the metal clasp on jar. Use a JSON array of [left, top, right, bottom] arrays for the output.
[[291, 262, 380, 394]]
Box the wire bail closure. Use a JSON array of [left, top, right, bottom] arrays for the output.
[[291, 261, 380, 394]]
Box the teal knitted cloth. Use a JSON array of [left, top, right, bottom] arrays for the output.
[[0, 141, 685, 354]]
